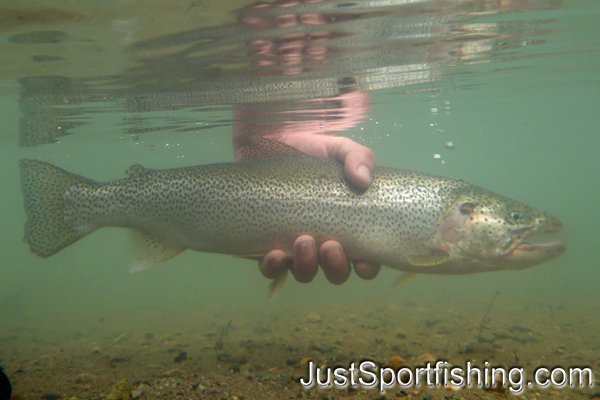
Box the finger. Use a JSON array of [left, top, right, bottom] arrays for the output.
[[290, 235, 319, 283], [325, 137, 375, 188], [259, 249, 290, 279], [354, 261, 381, 280], [319, 240, 351, 285]]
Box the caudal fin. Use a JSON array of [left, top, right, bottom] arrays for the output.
[[20, 159, 95, 258]]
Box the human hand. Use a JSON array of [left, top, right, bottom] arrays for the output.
[[254, 132, 381, 285]]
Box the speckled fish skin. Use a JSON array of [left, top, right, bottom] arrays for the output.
[[19, 148, 565, 274]]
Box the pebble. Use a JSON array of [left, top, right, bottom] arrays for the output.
[[308, 344, 331, 354], [307, 312, 322, 323], [231, 355, 248, 364], [287, 357, 300, 366], [462, 341, 495, 355], [107, 379, 131, 400], [91, 346, 102, 353], [299, 357, 313, 368], [217, 353, 234, 362], [162, 369, 184, 378], [194, 383, 206, 393], [383, 355, 407, 371], [174, 351, 187, 362], [191, 382, 205, 392], [131, 383, 151, 399], [436, 326, 453, 334], [424, 318, 442, 328], [415, 352, 436, 365], [253, 326, 271, 334]]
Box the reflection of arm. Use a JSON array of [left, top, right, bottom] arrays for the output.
[[231, 93, 379, 285], [233, 90, 373, 187]]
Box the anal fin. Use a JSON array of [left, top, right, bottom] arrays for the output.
[[128, 229, 184, 273], [394, 272, 419, 286]]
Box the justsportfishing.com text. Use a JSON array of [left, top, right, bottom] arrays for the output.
[[299, 360, 595, 394]]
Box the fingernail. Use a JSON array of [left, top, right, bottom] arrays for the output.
[[325, 246, 342, 266], [357, 165, 371, 186], [300, 240, 315, 263]]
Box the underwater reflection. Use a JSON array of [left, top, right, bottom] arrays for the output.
[[12, 0, 560, 146]]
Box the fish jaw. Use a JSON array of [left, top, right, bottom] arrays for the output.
[[498, 223, 566, 269], [435, 192, 566, 273], [503, 240, 566, 266]]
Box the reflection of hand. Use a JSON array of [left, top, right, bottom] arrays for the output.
[[256, 132, 381, 285]]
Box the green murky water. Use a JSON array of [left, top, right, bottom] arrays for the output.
[[0, 0, 598, 398]]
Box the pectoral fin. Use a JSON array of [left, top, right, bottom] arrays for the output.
[[237, 253, 289, 299], [268, 270, 288, 300], [128, 230, 184, 273], [406, 250, 450, 266]]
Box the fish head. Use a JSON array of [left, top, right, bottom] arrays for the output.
[[437, 188, 565, 272]]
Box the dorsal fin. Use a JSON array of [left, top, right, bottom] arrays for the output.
[[240, 137, 305, 161], [125, 164, 148, 179]]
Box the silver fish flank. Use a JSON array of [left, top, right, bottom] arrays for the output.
[[19, 139, 565, 277]]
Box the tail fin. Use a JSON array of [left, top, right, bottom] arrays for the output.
[[20, 160, 95, 258]]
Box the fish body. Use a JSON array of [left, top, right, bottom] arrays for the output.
[[20, 140, 564, 275]]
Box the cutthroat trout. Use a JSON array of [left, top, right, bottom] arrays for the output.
[[20, 139, 564, 278]]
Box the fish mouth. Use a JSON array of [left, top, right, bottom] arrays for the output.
[[501, 224, 565, 264], [507, 240, 566, 256]]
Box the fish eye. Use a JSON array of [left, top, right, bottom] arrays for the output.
[[509, 210, 522, 222]]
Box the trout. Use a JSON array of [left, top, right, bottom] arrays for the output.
[[19, 139, 564, 279]]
